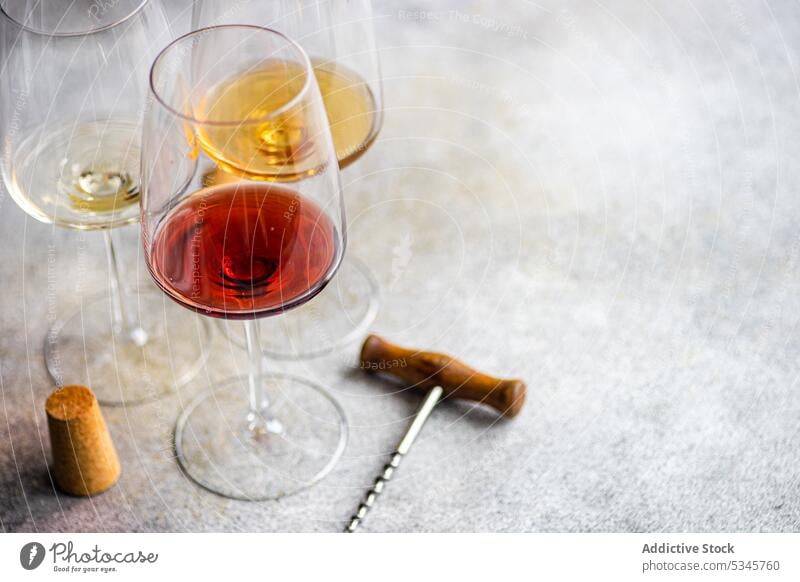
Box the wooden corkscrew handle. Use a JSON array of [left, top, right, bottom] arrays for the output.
[[360, 335, 526, 418]]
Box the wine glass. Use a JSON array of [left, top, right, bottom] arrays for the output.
[[0, 0, 210, 405], [193, 0, 383, 359], [142, 25, 348, 499]]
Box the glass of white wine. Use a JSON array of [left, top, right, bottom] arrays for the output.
[[0, 0, 211, 405], [193, 0, 384, 359]]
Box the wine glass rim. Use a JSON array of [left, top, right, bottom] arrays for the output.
[[149, 24, 315, 128], [0, 0, 149, 37]]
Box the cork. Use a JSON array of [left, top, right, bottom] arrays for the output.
[[46, 385, 120, 496]]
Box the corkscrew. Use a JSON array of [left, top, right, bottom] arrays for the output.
[[344, 335, 527, 533]]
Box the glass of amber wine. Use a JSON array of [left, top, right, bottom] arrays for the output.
[[0, 0, 210, 405], [193, 0, 383, 358], [142, 25, 348, 499]]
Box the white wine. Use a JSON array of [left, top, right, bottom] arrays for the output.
[[5, 120, 142, 229], [196, 59, 380, 182], [315, 60, 381, 167]]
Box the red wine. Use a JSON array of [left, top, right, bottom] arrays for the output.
[[149, 182, 339, 319]]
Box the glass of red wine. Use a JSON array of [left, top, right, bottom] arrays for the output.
[[141, 25, 347, 499]]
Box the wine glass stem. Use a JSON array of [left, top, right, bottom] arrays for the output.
[[243, 319, 283, 436], [103, 230, 148, 347]]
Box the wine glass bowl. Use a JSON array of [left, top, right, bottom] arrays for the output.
[[194, 60, 324, 181], [0, 0, 173, 230], [6, 120, 143, 230], [192, 0, 384, 171], [142, 25, 348, 499], [147, 181, 341, 318], [0, 0, 149, 37]]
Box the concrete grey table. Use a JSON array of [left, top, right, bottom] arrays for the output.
[[2, 0, 799, 532]]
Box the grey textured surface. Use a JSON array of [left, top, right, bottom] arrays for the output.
[[2, 0, 800, 532]]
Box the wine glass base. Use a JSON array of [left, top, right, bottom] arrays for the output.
[[44, 291, 211, 406], [175, 373, 348, 500], [219, 255, 379, 359]]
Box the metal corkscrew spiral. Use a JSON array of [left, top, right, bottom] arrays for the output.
[[344, 386, 443, 533], [345, 452, 403, 533]]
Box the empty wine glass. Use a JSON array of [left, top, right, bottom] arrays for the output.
[[0, 0, 211, 405], [142, 25, 348, 499], [193, 0, 383, 359]]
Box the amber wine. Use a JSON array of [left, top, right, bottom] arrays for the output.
[[4, 120, 142, 229], [196, 59, 380, 182], [316, 61, 381, 167]]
